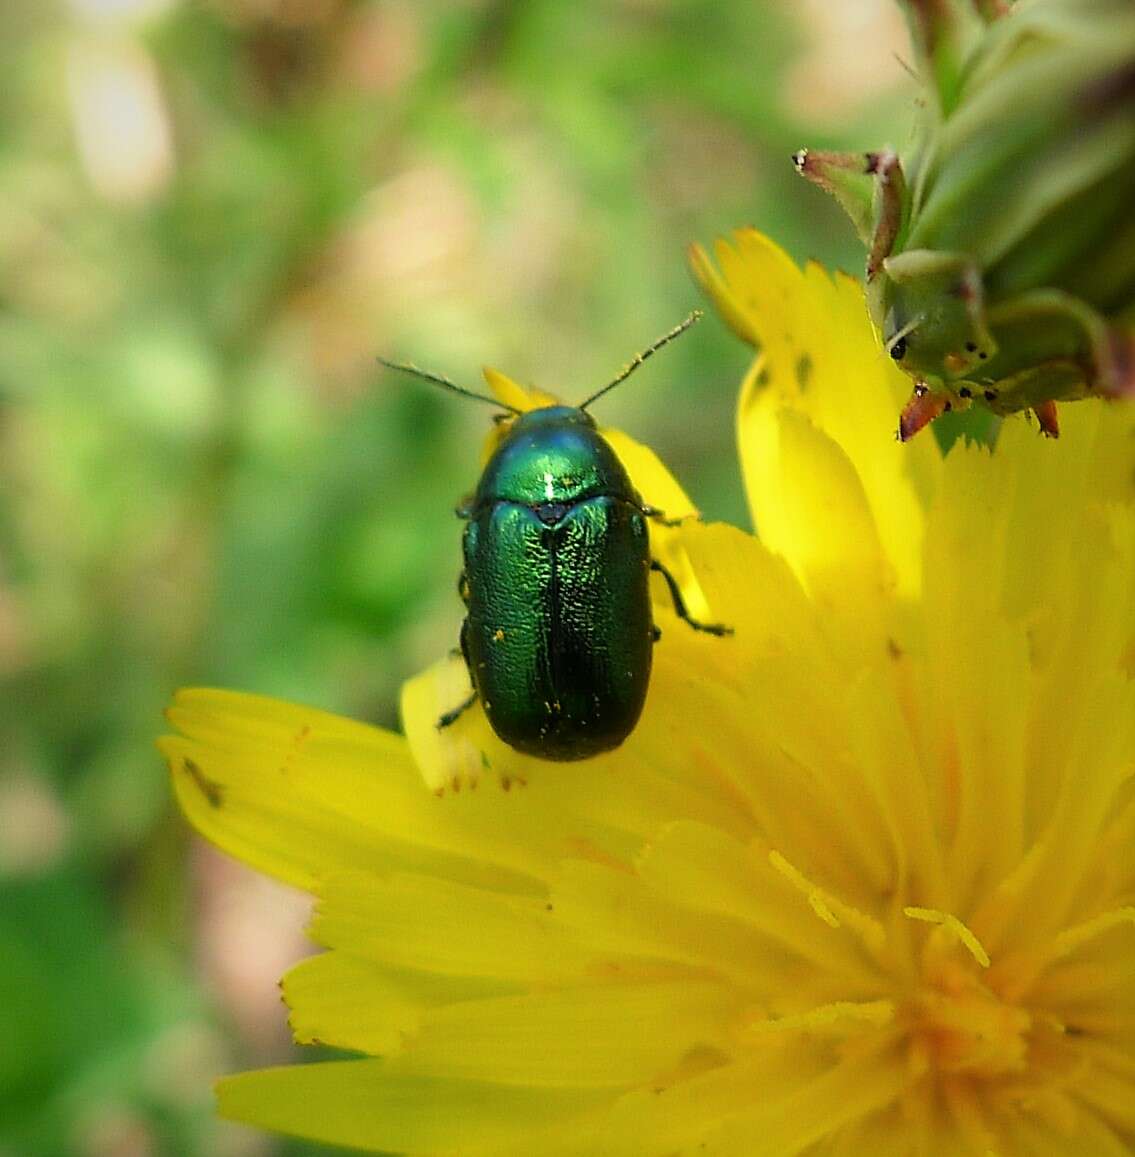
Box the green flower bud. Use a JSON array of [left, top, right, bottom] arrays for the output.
[[795, 0, 1135, 439]]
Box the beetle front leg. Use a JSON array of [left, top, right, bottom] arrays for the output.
[[641, 504, 695, 528], [650, 560, 732, 636]]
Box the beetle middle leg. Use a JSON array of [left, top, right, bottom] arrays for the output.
[[650, 559, 732, 636]]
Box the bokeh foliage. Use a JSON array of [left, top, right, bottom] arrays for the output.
[[0, 2, 909, 1153]]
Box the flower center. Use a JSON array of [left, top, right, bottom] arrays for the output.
[[908, 957, 1031, 1078]]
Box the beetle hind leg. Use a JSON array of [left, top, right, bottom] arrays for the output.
[[650, 560, 733, 636]]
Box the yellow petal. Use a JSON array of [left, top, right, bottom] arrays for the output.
[[400, 652, 486, 794], [540, 1042, 902, 1156], [161, 688, 567, 892], [481, 366, 556, 413], [550, 858, 824, 994], [916, 404, 1135, 948], [477, 368, 560, 464], [665, 522, 902, 899], [397, 637, 756, 854], [218, 1062, 609, 1155], [283, 952, 427, 1054], [635, 820, 884, 989], [552, 1044, 824, 1156], [689, 238, 761, 347], [693, 1045, 907, 1156], [693, 229, 941, 599], [758, 407, 894, 660], [600, 428, 699, 521], [160, 689, 425, 891], [389, 980, 739, 1088], [1074, 1047, 1135, 1139], [1002, 1107, 1132, 1157], [311, 869, 594, 983], [916, 443, 1034, 911]]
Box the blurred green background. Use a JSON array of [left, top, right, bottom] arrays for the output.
[[0, 1, 912, 1153]]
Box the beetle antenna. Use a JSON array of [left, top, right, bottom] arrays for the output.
[[378, 357, 523, 415], [578, 310, 703, 411]]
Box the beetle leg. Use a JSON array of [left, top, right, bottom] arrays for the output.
[[439, 617, 478, 728], [641, 504, 691, 528], [457, 571, 470, 605], [437, 693, 477, 729], [455, 495, 475, 519], [650, 560, 733, 636]]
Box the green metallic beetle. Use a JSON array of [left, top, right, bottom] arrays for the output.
[[381, 314, 730, 761]]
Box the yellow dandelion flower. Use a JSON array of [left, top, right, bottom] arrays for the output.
[[161, 230, 1135, 1156]]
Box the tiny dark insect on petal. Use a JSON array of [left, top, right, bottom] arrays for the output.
[[183, 757, 224, 808]]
